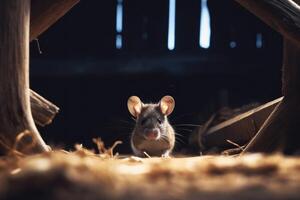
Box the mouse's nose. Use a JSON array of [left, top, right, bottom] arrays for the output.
[[145, 129, 159, 140]]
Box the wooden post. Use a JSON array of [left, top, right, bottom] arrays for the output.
[[242, 40, 300, 154], [0, 0, 49, 154]]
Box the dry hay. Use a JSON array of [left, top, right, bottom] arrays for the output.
[[0, 139, 300, 200]]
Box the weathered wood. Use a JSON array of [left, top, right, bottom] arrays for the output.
[[30, 0, 80, 41], [202, 97, 282, 150], [30, 90, 59, 127], [282, 38, 300, 97], [0, 0, 49, 154], [242, 99, 296, 154], [243, 39, 300, 154], [234, 0, 300, 46], [222, 146, 245, 155]]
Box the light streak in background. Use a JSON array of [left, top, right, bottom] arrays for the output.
[[116, 0, 123, 33], [256, 33, 263, 48], [116, 34, 122, 49], [199, 0, 211, 49], [168, 0, 176, 50], [116, 0, 123, 49]]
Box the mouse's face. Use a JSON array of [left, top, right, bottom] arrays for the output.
[[128, 96, 175, 141], [135, 105, 166, 140]]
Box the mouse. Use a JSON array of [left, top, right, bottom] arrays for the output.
[[127, 95, 176, 157]]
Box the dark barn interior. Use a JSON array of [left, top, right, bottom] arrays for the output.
[[2, 0, 300, 199], [29, 0, 282, 153]]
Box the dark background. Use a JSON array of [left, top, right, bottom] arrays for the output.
[[29, 0, 282, 154]]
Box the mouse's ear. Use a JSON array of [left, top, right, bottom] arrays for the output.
[[159, 96, 175, 116], [127, 96, 143, 118]]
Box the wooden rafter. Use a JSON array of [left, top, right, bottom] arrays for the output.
[[235, 0, 300, 46]]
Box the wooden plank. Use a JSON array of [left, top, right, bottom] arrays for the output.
[[30, 0, 80, 41], [0, 0, 49, 154], [30, 90, 59, 127], [234, 0, 300, 46], [202, 97, 283, 149]]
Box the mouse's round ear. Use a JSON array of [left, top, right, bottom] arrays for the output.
[[159, 96, 175, 116], [127, 96, 143, 118]]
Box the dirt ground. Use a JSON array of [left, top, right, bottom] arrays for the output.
[[0, 143, 300, 200]]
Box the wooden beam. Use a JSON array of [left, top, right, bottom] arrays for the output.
[[201, 97, 282, 150], [30, 0, 80, 41], [242, 39, 300, 154], [0, 0, 49, 154], [234, 0, 300, 46], [30, 90, 59, 127], [282, 38, 300, 97]]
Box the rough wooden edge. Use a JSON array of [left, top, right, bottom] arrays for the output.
[[234, 0, 300, 46], [0, 0, 49, 154], [30, 90, 60, 127], [30, 0, 80, 41], [202, 97, 282, 149]]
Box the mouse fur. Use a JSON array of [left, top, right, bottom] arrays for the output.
[[127, 96, 176, 157]]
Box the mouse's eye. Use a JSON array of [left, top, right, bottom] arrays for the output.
[[157, 118, 162, 124], [141, 118, 146, 126]]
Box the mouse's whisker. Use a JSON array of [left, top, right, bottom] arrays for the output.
[[113, 126, 133, 129], [175, 136, 186, 141], [174, 133, 186, 139], [174, 132, 184, 136], [174, 128, 194, 133], [159, 136, 170, 144], [102, 127, 133, 132], [173, 124, 203, 127], [172, 113, 199, 120], [160, 134, 168, 140], [130, 117, 137, 122], [175, 137, 186, 145], [117, 119, 136, 125]]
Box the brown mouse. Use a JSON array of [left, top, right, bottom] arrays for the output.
[[127, 95, 176, 157]]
